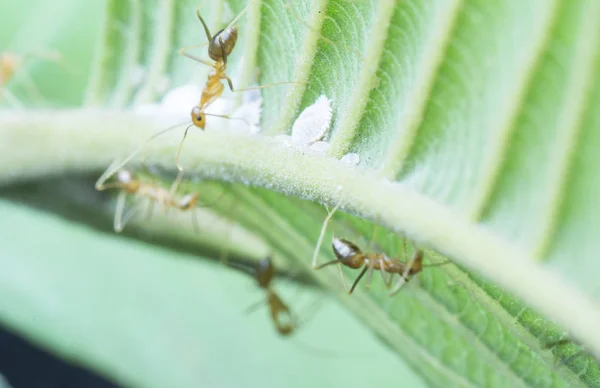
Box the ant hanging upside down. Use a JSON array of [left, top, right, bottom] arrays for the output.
[[248, 257, 298, 336], [312, 203, 449, 295], [95, 167, 221, 233]]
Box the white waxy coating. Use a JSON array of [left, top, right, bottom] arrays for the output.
[[291, 95, 333, 146], [308, 140, 330, 154], [159, 84, 201, 116]]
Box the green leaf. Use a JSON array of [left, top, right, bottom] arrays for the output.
[[1, 0, 600, 387]]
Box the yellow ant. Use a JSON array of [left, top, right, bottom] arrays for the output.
[[311, 203, 449, 295], [96, 0, 304, 197], [172, 0, 305, 190], [95, 167, 219, 233]]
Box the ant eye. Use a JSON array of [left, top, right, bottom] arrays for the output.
[[197, 116, 203, 121]]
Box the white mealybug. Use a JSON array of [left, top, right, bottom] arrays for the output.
[[291, 95, 333, 147]]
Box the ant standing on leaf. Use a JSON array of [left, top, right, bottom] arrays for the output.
[[95, 167, 220, 233], [172, 0, 305, 191], [97, 0, 304, 201], [311, 202, 449, 295]]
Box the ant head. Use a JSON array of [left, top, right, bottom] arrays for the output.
[[256, 257, 274, 289], [208, 27, 239, 62], [191, 106, 206, 129], [179, 193, 199, 210]]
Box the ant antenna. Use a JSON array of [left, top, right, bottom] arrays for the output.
[[311, 200, 342, 268], [223, 0, 253, 32], [95, 120, 189, 190]]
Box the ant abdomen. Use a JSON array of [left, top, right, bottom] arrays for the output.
[[209, 27, 238, 62], [332, 238, 363, 269]]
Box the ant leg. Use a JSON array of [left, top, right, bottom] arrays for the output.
[[365, 225, 379, 251], [204, 112, 251, 128], [113, 191, 128, 232], [337, 263, 350, 292], [378, 258, 389, 288], [348, 266, 368, 295], [385, 272, 395, 289], [96, 159, 125, 191], [311, 201, 341, 268], [389, 275, 409, 296], [244, 298, 265, 315], [364, 260, 376, 290], [169, 124, 195, 198], [390, 249, 419, 296], [225, 74, 306, 93], [95, 121, 188, 191], [177, 45, 213, 67]]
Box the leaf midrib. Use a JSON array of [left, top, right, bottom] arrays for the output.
[[3, 110, 600, 374]]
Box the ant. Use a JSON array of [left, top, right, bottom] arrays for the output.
[[244, 257, 372, 358], [311, 203, 449, 295], [172, 0, 304, 190], [95, 167, 215, 233], [246, 257, 298, 336]]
